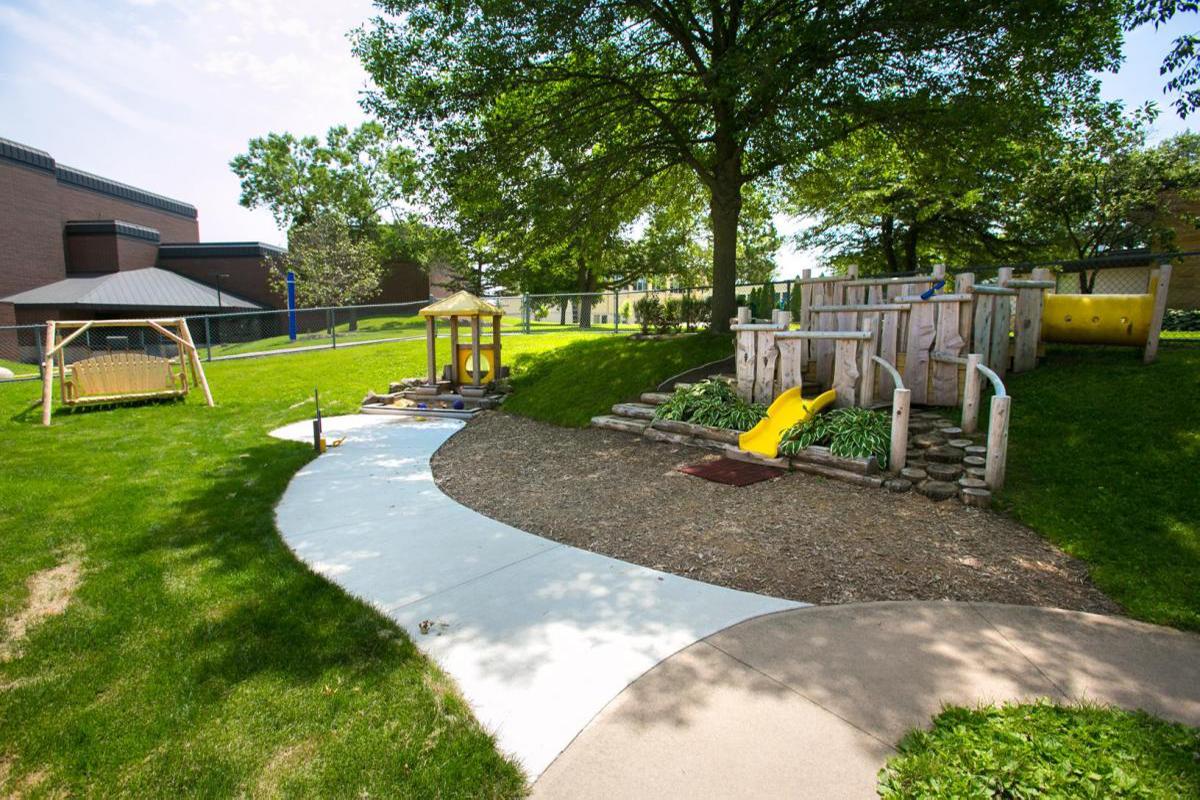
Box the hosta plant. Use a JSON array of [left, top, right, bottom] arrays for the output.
[[654, 379, 767, 431], [779, 407, 891, 467]]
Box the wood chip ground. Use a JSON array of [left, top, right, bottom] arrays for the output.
[[431, 413, 1119, 613]]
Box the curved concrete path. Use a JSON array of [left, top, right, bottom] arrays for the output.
[[270, 415, 801, 779], [533, 601, 1200, 799]]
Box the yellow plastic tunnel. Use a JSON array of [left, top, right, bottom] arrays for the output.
[[1041, 279, 1156, 346]]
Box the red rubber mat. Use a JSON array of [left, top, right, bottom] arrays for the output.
[[678, 456, 785, 486]]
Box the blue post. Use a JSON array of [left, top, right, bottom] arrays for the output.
[[286, 271, 298, 341]]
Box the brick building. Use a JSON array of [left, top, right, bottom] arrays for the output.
[[0, 136, 433, 328]]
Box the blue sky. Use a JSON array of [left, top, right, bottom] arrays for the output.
[[1, 0, 1195, 274]]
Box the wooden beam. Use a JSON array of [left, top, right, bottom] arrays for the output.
[[971, 285, 1018, 297], [492, 314, 502, 380], [41, 321, 56, 426], [775, 330, 873, 340], [1144, 262, 1172, 364], [44, 320, 94, 357], [425, 316, 437, 384], [809, 303, 910, 312], [448, 315, 460, 385], [177, 319, 214, 407], [1012, 267, 1049, 373], [832, 338, 859, 407], [1006, 279, 1057, 290], [893, 294, 973, 303], [859, 318, 877, 406], [470, 315, 482, 387]]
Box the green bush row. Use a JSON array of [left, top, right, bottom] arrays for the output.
[[1164, 308, 1200, 331], [779, 407, 892, 467], [653, 379, 767, 431]]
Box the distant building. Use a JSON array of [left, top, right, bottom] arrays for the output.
[[0, 136, 433, 327]]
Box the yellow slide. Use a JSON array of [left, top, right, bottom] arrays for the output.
[[738, 387, 837, 458]]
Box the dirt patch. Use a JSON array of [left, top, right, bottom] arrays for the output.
[[1, 550, 83, 663], [254, 738, 318, 798], [431, 413, 1119, 614]]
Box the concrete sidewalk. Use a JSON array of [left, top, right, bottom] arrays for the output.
[[533, 601, 1200, 799], [270, 415, 800, 780]]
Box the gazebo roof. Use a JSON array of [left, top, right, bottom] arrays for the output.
[[419, 290, 504, 318]]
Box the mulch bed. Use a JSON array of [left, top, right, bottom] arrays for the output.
[[430, 413, 1120, 614]]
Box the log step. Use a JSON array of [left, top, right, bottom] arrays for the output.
[[591, 415, 650, 435], [611, 402, 658, 420], [640, 392, 673, 405]]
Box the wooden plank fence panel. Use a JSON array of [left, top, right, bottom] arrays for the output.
[[736, 330, 756, 401], [778, 339, 803, 393], [878, 309, 900, 398], [904, 301, 937, 404], [832, 338, 860, 407], [931, 300, 965, 406], [754, 331, 778, 403]]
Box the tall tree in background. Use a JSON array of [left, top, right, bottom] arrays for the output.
[[267, 211, 383, 309], [355, 0, 1125, 330], [231, 122, 420, 233]]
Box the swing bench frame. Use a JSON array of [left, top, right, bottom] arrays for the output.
[[40, 318, 214, 426]]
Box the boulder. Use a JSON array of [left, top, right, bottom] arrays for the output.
[[0, 366, 13, 381]]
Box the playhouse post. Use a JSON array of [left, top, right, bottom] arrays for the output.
[[425, 316, 437, 385], [492, 313, 502, 380], [962, 354, 982, 434], [448, 314, 460, 385], [470, 315, 482, 387], [985, 394, 1011, 490], [890, 387, 910, 472]]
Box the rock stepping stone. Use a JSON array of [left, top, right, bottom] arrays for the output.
[[958, 476, 988, 490], [926, 463, 964, 482], [925, 445, 965, 464], [907, 420, 937, 435], [917, 480, 959, 501], [884, 478, 913, 493], [900, 467, 928, 481], [961, 487, 992, 507], [937, 426, 964, 437], [965, 445, 988, 456], [966, 466, 987, 480], [912, 432, 945, 449], [947, 438, 974, 449], [962, 455, 986, 468]]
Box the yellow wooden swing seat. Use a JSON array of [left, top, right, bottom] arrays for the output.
[[62, 352, 187, 406]]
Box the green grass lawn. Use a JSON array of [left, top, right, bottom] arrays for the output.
[[502, 332, 733, 426], [1001, 343, 1200, 630], [206, 312, 635, 358], [879, 702, 1200, 798], [0, 357, 38, 379], [0, 331, 600, 797]]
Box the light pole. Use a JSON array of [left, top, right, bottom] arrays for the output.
[[213, 273, 230, 310]]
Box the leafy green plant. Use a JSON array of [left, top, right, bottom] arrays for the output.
[[680, 295, 711, 330], [654, 379, 767, 431], [1164, 308, 1200, 331], [779, 407, 891, 466], [633, 295, 663, 334], [660, 298, 682, 333], [879, 701, 1200, 799]]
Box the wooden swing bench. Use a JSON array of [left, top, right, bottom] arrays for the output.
[[41, 318, 214, 426]]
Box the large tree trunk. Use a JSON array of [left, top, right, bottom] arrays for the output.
[[576, 260, 595, 329], [709, 155, 742, 334], [902, 221, 919, 272], [881, 214, 899, 273]]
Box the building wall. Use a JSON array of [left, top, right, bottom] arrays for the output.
[[0, 160, 65, 301], [370, 260, 431, 305], [1167, 198, 1200, 309], [157, 253, 283, 308], [56, 184, 198, 243]]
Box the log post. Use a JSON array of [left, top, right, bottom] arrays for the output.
[[425, 316, 437, 385], [448, 314, 460, 386], [984, 394, 1011, 490], [41, 321, 56, 426], [1144, 262, 1172, 364], [492, 313, 502, 381], [890, 387, 911, 472], [859, 318, 877, 406], [962, 353, 982, 434], [470, 315, 482, 387], [177, 319, 215, 407], [736, 306, 752, 325]]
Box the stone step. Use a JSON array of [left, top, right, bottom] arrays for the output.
[[591, 415, 650, 435], [611, 402, 658, 420], [640, 392, 673, 405]]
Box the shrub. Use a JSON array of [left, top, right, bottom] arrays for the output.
[[633, 295, 663, 334], [779, 407, 891, 467], [680, 295, 711, 330], [1164, 308, 1200, 331], [746, 282, 778, 320], [661, 298, 682, 333], [654, 379, 767, 431]]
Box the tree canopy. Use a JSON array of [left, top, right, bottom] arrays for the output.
[[355, 0, 1126, 328]]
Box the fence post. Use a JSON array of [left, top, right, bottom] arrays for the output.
[[286, 271, 298, 342], [204, 316, 212, 362], [523, 294, 531, 334], [329, 309, 337, 349], [984, 394, 1011, 491], [613, 288, 619, 333], [890, 387, 911, 472], [962, 354, 982, 433]]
